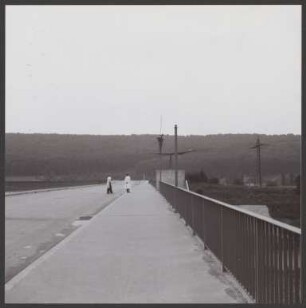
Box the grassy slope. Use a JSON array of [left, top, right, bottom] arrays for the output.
[[189, 183, 300, 227]]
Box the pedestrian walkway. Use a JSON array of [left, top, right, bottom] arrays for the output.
[[5, 182, 250, 303]]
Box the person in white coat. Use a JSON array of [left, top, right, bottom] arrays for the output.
[[124, 173, 131, 193], [106, 175, 113, 194]]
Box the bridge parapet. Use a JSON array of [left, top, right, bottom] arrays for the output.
[[158, 181, 301, 304]]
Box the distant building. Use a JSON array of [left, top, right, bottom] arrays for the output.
[[156, 169, 185, 190], [242, 175, 256, 186], [242, 173, 298, 187], [219, 177, 228, 185], [263, 174, 282, 186]]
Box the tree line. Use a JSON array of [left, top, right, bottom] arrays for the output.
[[5, 133, 300, 181]]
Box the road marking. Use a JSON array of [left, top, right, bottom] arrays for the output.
[[78, 215, 92, 220], [71, 220, 87, 227], [55, 233, 65, 237], [5, 192, 127, 292], [23, 245, 31, 249]]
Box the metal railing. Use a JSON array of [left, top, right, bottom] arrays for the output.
[[159, 181, 302, 304]]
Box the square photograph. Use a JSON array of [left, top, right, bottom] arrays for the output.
[[5, 5, 301, 304]]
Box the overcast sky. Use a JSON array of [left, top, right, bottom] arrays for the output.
[[6, 5, 301, 136]]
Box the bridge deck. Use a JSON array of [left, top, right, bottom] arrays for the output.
[[5, 182, 249, 303]]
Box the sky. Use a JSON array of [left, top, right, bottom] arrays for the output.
[[6, 5, 301, 136]]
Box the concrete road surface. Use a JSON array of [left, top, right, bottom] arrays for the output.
[[5, 181, 134, 282], [5, 181, 250, 303]]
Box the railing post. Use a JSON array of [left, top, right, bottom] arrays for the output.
[[185, 194, 187, 223], [191, 195, 195, 236], [173, 188, 177, 213], [255, 220, 259, 302], [221, 206, 226, 272], [202, 199, 208, 250], [173, 185, 176, 212]]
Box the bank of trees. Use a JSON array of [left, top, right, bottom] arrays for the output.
[[5, 133, 300, 181]]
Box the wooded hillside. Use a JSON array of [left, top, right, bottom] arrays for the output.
[[5, 133, 300, 181]]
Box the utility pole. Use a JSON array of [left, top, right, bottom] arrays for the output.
[[157, 134, 164, 185], [174, 124, 178, 187], [257, 138, 262, 187], [169, 154, 173, 169], [250, 136, 266, 187]]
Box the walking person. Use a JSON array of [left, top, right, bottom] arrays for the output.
[[106, 175, 113, 194], [124, 173, 131, 193]]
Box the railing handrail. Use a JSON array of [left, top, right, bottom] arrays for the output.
[[161, 181, 301, 235]]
